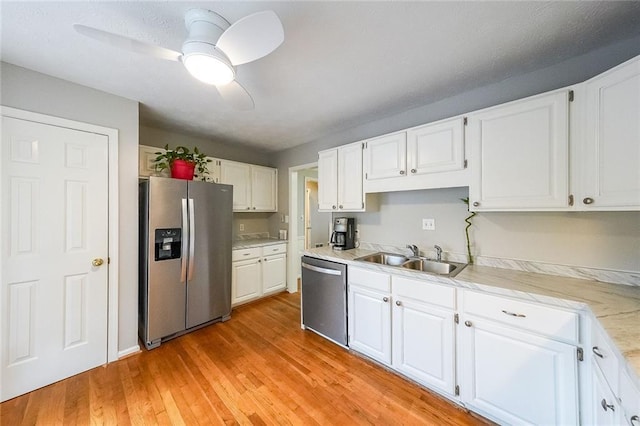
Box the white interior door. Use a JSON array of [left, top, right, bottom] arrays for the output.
[[1, 116, 109, 401]]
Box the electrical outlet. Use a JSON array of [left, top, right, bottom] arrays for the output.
[[422, 218, 435, 231], [239, 223, 245, 232]]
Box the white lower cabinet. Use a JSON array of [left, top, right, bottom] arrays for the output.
[[458, 289, 580, 425], [392, 276, 456, 396], [459, 316, 579, 425], [232, 244, 287, 306], [348, 267, 392, 365]]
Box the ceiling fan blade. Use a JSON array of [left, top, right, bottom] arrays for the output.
[[73, 24, 181, 62], [216, 81, 255, 111], [216, 11, 284, 66]]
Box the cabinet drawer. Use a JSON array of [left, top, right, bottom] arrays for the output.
[[463, 291, 579, 342], [232, 247, 261, 261], [348, 267, 390, 293], [592, 322, 620, 391], [392, 276, 455, 310], [262, 244, 287, 256]]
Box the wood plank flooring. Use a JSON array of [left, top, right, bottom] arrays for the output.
[[1, 292, 490, 425]]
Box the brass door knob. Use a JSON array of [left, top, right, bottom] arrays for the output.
[[92, 258, 104, 267]]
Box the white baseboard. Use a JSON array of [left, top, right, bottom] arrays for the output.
[[117, 344, 141, 359]]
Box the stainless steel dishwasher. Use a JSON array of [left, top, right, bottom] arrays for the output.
[[301, 256, 347, 347]]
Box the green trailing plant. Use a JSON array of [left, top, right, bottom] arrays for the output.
[[153, 145, 211, 181], [461, 197, 476, 264]]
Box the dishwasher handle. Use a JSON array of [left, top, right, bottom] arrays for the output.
[[302, 262, 342, 276]]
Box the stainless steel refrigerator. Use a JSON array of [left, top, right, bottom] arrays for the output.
[[139, 177, 233, 350]]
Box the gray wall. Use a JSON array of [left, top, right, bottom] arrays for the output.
[[272, 35, 640, 273], [140, 124, 274, 166], [1, 62, 140, 352]]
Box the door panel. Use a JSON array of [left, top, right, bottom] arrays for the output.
[[1, 116, 109, 401], [146, 177, 187, 341], [186, 181, 232, 328]]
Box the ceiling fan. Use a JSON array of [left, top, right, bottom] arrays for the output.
[[73, 9, 284, 110]]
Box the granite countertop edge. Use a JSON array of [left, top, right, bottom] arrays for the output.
[[302, 246, 640, 385]]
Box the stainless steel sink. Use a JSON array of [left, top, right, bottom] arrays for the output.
[[355, 252, 466, 277], [356, 252, 410, 266], [401, 258, 463, 276]]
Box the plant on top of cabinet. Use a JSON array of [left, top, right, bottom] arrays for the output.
[[153, 145, 212, 181]]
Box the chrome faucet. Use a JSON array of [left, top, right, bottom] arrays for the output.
[[434, 245, 443, 262], [406, 244, 419, 257]]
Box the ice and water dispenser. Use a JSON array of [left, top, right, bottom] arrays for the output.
[[154, 228, 181, 261]]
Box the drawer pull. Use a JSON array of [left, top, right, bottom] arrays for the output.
[[243, 253, 250, 256], [592, 346, 604, 358], [630, 415, 639, 425], [501, 310, 526, 318], [601, 399, 615, 412]]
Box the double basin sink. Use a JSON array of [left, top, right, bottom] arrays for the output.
[[355, 252, 467, 278]]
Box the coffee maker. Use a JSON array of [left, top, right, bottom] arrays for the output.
[[330, 217, 356, 250]]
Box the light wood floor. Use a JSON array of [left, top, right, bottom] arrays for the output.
[[1, 292, 490, 425]]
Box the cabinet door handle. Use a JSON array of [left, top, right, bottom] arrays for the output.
[[592, 346, 604, 358], [502, 310, 526, 318], [332, 205, 337, 209], [473, 201, 480, 207], [338, 205, 343, 209], [410, 169, 416, 173], [583, 197, 594, 205], [464, 320, 472, 327], [383, 297, 389, 302], [630, 415, 639, 425], [399, 170, 405, 175], [601, 399, 615, 412], [395, 300, 401, 306]]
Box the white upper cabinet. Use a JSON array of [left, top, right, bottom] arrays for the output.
[[251, 165, 278, 211], [468, 90, 570, 211], [204, 157, 221, 183], [318, 149, 338, 210], [578, 55, 640, 210], [337, 142, 365, 210], [364, 117, 468, 193], [139, 145, 168, 178], [318, 142, 365, 212], [221, 160, 252, 210], [220, 160, 277, 212], [364, 132, 407, 180], [407, 118, 465, 175]]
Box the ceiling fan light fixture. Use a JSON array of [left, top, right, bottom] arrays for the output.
[[182, 41, 235, 86]]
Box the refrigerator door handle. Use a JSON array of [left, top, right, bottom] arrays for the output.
[[188, 198, 195, 281], [181, 198, 188, 282]]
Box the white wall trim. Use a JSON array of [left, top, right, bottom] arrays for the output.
[[117, 345, 141, 359], [0, 106, 123, 363], [287, 161, 318, 293]]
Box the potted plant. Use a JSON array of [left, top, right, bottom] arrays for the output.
[[153, 145, 211, 181]]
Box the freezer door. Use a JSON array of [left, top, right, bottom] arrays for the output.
[[146, 177, 188, 341], [186, 181, 233, 328]]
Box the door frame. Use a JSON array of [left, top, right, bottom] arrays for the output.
[[303, 176, 318, 250], [287, 161, 317, 293], [0, 106, 120, 363]]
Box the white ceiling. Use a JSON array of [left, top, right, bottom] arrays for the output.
[[2, 1, 640, 152]]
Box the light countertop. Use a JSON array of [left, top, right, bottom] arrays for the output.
[[303, 246, 640, 382], [233, 238, 287, 250]]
